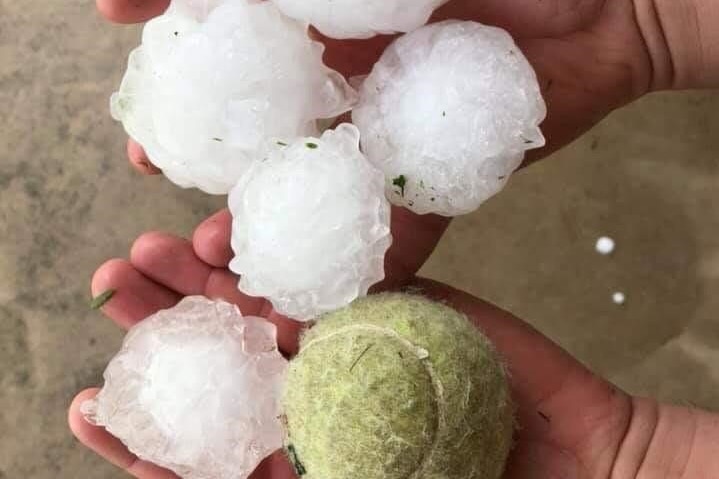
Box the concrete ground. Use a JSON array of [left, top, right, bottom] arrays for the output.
[[0, 1, 717, 477]]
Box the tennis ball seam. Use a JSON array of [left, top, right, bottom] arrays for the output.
[[300, 323, 448, 479]]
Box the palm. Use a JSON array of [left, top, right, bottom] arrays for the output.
[[70, 232, 631, 479], [323, 0, 648, 159]]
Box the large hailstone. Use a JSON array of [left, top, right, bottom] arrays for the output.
[[229, 124, 392, 321], [112, 0, 357, 194], [352, 21, 547, 216], [270, 0, 450, 39], [81, 296, 288, 479]]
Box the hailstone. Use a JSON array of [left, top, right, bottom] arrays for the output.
[[352, 21, 547, 216], [612, 291, 626, 305], [111, 0, 357, 194], [228, 124, 392, 321], [269, 0, 450, 39], [81, 296, 288, 479], [595, 236, 616, 255]]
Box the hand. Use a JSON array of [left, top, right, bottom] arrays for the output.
[[100, 0, 719, 172], [79, 3, 719, 475], [69, 230, 719, 478], [97, 0, 719, 287]]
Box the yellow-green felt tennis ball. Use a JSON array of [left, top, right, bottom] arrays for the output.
[[283, 293, 514, 479]]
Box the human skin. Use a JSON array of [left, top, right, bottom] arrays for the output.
[[96, 0, 719, 291], [68, 230, 719, 478], [68, 0, 719, 477]]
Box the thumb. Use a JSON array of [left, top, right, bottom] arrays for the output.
[[412, 277, 632, 476]]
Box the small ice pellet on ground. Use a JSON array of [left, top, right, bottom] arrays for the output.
[[228, 124, 392, 321], [81, 297, 288, 479], [596, 236, 616, 255], [111, 0, 356, 194], [352, 20, 546, 216], [270, 0, 450, 39], [612, 292, 626, 305]]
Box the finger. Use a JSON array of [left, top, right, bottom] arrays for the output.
[[412, 278, 629, 442], [250, 451, 297, 479], [414, 278, 578, 405], [128, 140, 161, 175], [193, 209, 234, 268], [92, 259, 180, 330], [203, 268, 304, 356], [96, 0, 170, 24], [193, 207, 449, 291], [130, 231, 256, 311], [71, 390, 296, 479], [433, 0, 602, 38], [69, 389, 179, 479], [376, 207, 450, 290], [131, 231, 303, 354], [131, 232, 213, 296], [520, 36, 637, 165], [319, 34, 397, 78]]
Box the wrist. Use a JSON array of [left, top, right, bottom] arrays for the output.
[[634, 0, 719, 90], [611, 397, 719, 478]]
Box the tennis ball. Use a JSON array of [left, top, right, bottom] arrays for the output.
[[283, 293, 514, 479]]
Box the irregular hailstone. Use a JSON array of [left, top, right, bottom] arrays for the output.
[[112, 0, 357, 194], [352, 21, 547, 216], [81, 296, 288, 479], [269, 0, 450, 39], [228, 124, 392, 321]]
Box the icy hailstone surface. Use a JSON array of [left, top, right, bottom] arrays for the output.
[[81, 296, 288, 479], [353, 21, 547, 216], [270, 0, 450, 39], [228, 124, 392, 321], [111, 0, 357, 194]]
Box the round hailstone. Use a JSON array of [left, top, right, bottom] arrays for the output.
[[612, 292, 626, 305], [112, 0, 357, 194], [81, 296, 288, 479], [596, 236, 616, 255], [269, 0, 450, 39], [352, 21, 547, 216], [228, 124, 392, 321]]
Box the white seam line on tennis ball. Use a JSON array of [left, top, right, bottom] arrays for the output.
[[300, 323, 446, 478]]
